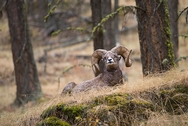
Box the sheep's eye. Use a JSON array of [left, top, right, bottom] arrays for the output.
[[102, 57, 107, 61], [115, 55, 121, 61], [118, 56, 121, 60]]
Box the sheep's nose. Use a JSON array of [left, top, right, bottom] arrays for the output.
[[107, 57, 114, 63]]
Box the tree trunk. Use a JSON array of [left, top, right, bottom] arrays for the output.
[[114, 0, 119, 44], [6, 0, 42, 106], [135, 0, 175, 76], [168, 0, 179, 60], [26, 0, 35, 20], [35, 0, 48, 23], [91, 0, 104, 50], [102, 0, 116, 50], [26, 0, 48, 21]]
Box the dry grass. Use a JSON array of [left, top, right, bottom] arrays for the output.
[[147, 113, 188, 126]]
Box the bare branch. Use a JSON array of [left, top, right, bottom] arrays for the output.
[[176, 6, 188, 22], [43, 35, 90, 73], [58, 63, 91, 90], [178, 34, 188, 38], [91, 6, 145, 41], [175, 56, 188, 63]]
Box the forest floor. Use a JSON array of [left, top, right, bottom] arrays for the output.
[[0, 0, 188, 125]]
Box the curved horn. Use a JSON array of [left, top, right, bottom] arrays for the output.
[[111, 46, 132, 67], [91, 49, 107, 75]]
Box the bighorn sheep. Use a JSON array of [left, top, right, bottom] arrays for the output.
[[61, 46, 132, 95]]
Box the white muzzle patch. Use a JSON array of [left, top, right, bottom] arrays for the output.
[[107, 57, 114, 63]]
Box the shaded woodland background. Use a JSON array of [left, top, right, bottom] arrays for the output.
[[0, 0, 188, 125]]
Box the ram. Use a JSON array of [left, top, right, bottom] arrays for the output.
[[61, 45, 132, 95]]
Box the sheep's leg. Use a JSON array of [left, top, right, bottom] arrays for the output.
[[61, 82, 76, 95]]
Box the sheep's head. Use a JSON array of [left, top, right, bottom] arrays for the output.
[[91, 46, 132, 75]]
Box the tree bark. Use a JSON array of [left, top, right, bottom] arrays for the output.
[[168, 0, 179, 60], [135, 0, 175, 76], [91, 0, 104, 50], [114, 0, 119, 44], [102, 0, 116, 50], [26, 0, 48, 23], [6, 0, 42, 106]]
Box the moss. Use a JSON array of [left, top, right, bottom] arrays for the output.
[[106, 94, 131, 106], [163, 0, 175, 67], [94, 93, 131, 106], [41, 105, 57, 119], [62, 105, 85, 120], [37, 116, 70, 126], [51, 29, 61, 36], [160, 88, 175, 97], [130, 98, 153, 109], [44, 0, 61, 22], [40, 103, 86, 124]]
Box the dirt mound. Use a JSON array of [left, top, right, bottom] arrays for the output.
[[37, 71, 188, 126]]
